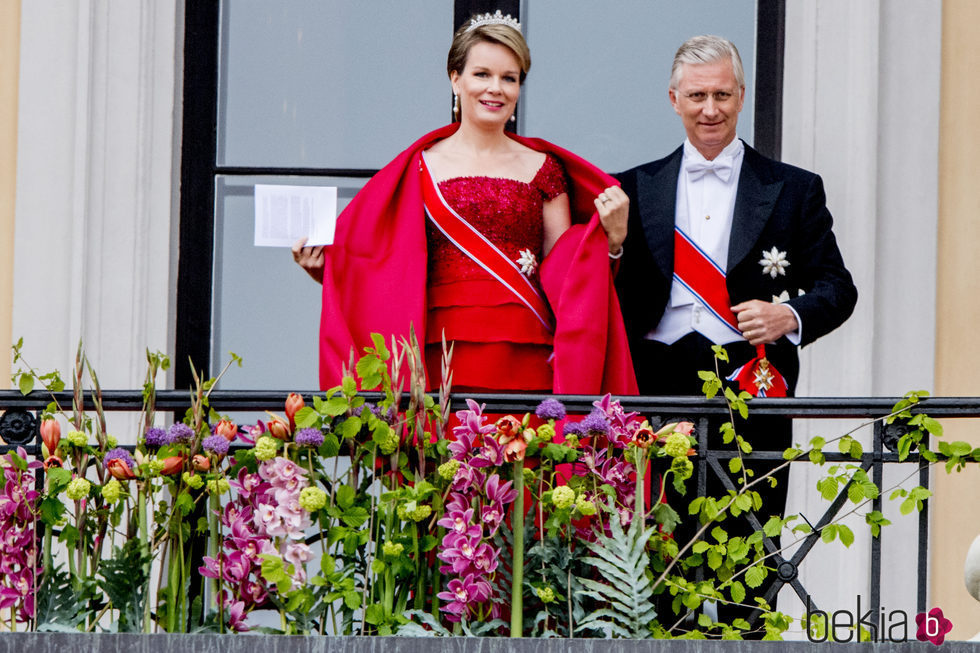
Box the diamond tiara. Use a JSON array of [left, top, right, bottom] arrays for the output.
[[466, 10, 521, 33]]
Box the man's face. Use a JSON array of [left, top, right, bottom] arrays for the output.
[[669, 58, 745, 160]]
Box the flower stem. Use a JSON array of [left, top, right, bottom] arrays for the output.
[[138, 484, 151, 633], [510, 459, 524, 637]]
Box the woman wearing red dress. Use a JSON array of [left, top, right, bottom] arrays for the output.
[[295, 12, 636, 396]]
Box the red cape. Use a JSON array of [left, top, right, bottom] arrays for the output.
[[318, 123, 637, 395]]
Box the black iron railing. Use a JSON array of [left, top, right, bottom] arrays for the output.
[[2, 390, 975, 631]]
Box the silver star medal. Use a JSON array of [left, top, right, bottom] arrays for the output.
[[516, 249, 538, 277], [759, 247, 789, 279]]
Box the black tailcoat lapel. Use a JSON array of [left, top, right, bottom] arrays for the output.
[[727, 144, 783, 272], [637, 146, 682, 281]]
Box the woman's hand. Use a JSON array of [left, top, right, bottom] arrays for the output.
[[292, 237, 325, 285], [594, 186, 629, 256]]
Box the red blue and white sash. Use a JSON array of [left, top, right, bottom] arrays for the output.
[[419, 153, 554, 332], [673, 227, 787, 397]]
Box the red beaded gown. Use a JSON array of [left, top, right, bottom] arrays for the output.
[[424, 154, 567, 393]]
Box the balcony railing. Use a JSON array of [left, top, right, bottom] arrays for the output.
[[1, 390, 975, 636]]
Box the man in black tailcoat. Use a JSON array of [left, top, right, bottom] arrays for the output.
[[599, 34, 857, 628]]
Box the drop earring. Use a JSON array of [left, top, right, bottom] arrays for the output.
[[453, 93, 459, 121]]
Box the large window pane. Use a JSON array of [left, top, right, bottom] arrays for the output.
[[212, 174, 368, 390], [522, 0, 757, 172], [218, 0, 453, 169]]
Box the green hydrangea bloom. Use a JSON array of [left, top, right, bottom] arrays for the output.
[[536, 586, 555, 603], [410, 505, 432, 522], [147, 460, 164, 475], [575, 495, 597, 516], [65, 430, 88, 447], [105, 434, 118, 449], [670, 456, 694, 479], [206, 478, 231, 495], [563, 434, 579, 448], [664, 433, 691, 458], [182, 472, 204, 490], [299, 486, 327, 512], [254, 435, 279, 461], [378, 428, 399, 455], [522, 468, 536, 485], [551, 485, 575, 510], [536, 423, 555, 442], [438, 460, 460, 481], [66, 477, 91, 501], [101, 479, 122, 504], [382, 540, 404, 557]]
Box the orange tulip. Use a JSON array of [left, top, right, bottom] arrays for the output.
[[267, 416, 290, 441], [159, 456, 185, 476], [285, 393, 305, 431], [43, 455, 64, 470], [495, 415, 522, 444], [40, 419, 61, 456], [192, 454, 211, 472], [631, 425, 655, 449], [503, 437, 528, 462], [215, 418, 238, 442], [107, 458, 137, 480]]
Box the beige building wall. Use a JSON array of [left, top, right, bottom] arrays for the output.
[[932, 0, 980, 641], [0, 0, 19, 390]]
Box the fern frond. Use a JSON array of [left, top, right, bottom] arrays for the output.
[[572, 501, 658, 638]]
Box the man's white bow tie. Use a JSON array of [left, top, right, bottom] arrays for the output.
[[685, 158, 733, 182]]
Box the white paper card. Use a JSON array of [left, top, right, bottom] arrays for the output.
[[253, 184, 338, 247]]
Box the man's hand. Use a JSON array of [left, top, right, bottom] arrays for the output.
[[594, 185, 629, 255], [732, 299, 798, 345], [292, 237, 325, 285]]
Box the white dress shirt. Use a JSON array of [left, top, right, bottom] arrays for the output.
[[647, 138, 802, 345]]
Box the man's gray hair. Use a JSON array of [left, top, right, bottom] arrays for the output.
[[669, 35, 744, 90]]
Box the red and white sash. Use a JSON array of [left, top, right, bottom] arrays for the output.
[[673, 227, 787, 397], [419, 152, 554, 332]]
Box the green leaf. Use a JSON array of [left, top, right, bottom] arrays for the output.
[[837, 524, 855, 548], [341, 375, 357, 398], [365, 602, 385, 626], [324, 397, 349, 417], [783, 447, 803, 460], [692, 541, 711, 554], [39, 496, 66, 525], [711, 526, 728, 543], [175, 491, 194, 515], [18, 373, 34, 395], [821, 524, 837, 543], [370, 333, 390, 360], [728, 457, 742, 474], [762, 516, 782, 537], [319, 432, 341, 458], [847, 482, 864, 504], [340, 415, 363, 440], [950, 441, 972, 456], [342, 506, 369, 528], [744, 565, 766, 589], [46, 467, 72, 492], [336, 484, 356, 510], [730, 580, 746, 605], [293, 406, 320, 429]]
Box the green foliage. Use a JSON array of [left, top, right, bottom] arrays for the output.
[[575, 504, 658, 638], [98, 540, 151, 632], [35, 564, 89, 632]]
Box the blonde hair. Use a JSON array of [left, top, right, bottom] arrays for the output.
[[446, 19, 530, 84]]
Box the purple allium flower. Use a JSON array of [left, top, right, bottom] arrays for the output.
[[144, 427, 168, 447], [294, 427, 324, 448], [562, 422, 585, 437], [168, 423, 195, 444], [202, 435, 230, 456], [535, 398, 566, 421], [581, 410, 610, 435], [104, 447, 136, 469]]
